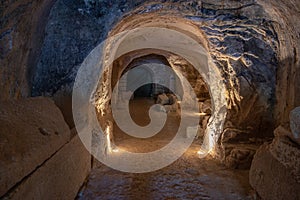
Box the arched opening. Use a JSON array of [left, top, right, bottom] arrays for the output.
[[94, 24, 227, 162], [110, 53, 184, 152], [123, 54, 171, 99]]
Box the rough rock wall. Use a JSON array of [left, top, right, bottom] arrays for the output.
[[1, 0, 300, 139], [0, 0, 55, 100], [258, 0, 300, 126], [97, 0, 280, 144], [21, 0, 298, 163], [31, 0, 144, 96]]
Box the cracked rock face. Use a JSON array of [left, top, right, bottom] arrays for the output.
[[91, 0, 280, 159], [24, 0, 300, 158], [0, 97, 70, 197]]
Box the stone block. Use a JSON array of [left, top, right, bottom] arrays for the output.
[[0, 97, 70, 197], [53, 88, 75, 129], [5, 135, 91, 200], [250, 139, 300, 199]]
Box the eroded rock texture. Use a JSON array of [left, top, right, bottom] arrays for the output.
[[91, 1, 280, 161], [250, 110, 300, 199], [0, 0, 55, 100], [250, 142, 300, 200], [264, 0, 300, 126], [17, 0, 297, 160]]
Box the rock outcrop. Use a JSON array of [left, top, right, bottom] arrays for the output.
[[250, 108, 300, 199], [250, 142, 300, 200]]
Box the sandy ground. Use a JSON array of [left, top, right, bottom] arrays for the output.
[[77, 98, 254, 200]]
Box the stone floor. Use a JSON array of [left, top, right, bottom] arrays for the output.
[[77, 98, 254, 200]]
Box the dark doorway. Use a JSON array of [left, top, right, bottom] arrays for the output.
[[134, 83, 153, 97], [127, 67, 153, 98]]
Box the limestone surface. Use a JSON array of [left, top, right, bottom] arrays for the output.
[[0, 97, 70, 197], [250, 106, 300, 198], [250, 142, 300, 199], [4, 135, 90, 200]]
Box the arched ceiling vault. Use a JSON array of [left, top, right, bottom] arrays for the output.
[[92, 1, 292, 159], [96, 17, 229, 157]]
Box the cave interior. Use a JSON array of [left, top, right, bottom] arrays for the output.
[[0, 0, 300, 199]]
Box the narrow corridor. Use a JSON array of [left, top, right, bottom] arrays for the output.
[[78, 99, 253, 200]]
